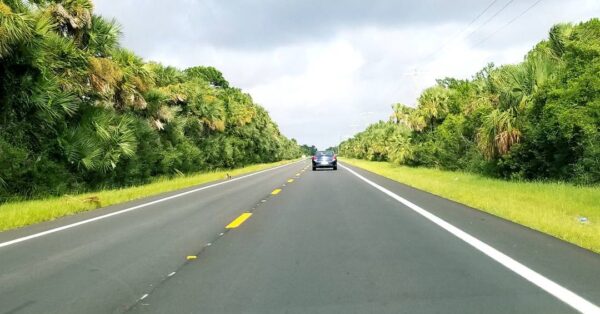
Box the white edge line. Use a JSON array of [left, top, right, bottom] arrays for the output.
[[0, 160, 305, 249], [340, 163, 600, 314]]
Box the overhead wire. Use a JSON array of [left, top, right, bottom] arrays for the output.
[[397, 0, 543, 105], [461, 0, 517, 41], [410, 0, 516, 79], [416, 0, 501, 65], [472, 0, 545, 48], [400, 0, 515, 103]]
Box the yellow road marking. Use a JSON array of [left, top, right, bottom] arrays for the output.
[[287, 179, 294, 183], [186, 255, 197, 260], [225, 213, 253, 229], [271, 189, 282, 195]]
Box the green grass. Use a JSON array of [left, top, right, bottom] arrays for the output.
[[0, 160, 297, 232], [341, 158, 600, 254]]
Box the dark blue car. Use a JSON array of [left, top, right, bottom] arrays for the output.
[[312, 151, 337, 171]]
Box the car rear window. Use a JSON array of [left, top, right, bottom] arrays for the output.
[[316, 151, 334, 156]]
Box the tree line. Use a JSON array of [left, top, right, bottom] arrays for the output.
[[0, 0, 303, 200], [340, 19, 600, 184]]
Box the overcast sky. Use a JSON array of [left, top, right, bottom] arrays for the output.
[[94, 0, 599, 149]]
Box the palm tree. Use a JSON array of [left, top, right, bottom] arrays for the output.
[[477, 51, 558, 159], [85, 15, 120, 57], [408, 110, 427, 132], [548, 23, 574, 57], [477, 108, 521, 159], [388, 129, 412, 164], [112, 48, 151, 109], [390, 103, 411, 125], [198, 93, 225, 132], [46, 0, 93, 43], [417, 86, 450, 129], [223, 88, 255, 127], [146, 62, 184, 87], [88, 56, 123, 105], [59, 110, 137, 173]]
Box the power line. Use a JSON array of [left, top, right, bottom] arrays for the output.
[[415, 0, 516, 72], [465, 0, 503, 30], [397, 0, 520, 104], [417, 0, 501, 64], [462, 0, 517, 41], [473, 0, 545, 48]]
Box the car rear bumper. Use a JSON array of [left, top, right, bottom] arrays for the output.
[[312, 161, 337, 168]]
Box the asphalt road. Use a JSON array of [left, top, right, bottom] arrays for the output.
[[1, 160, 599, 313]]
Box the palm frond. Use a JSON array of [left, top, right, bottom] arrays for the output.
[[0, 2, 34, 58], [86, 15, 120, 56]]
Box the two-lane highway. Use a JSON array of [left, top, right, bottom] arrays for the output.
[[1, 160, 599, 313]]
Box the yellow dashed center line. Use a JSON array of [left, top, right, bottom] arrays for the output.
[[225, 213, 253, 229], [271, 188, 282, 195], [287, 179, 294, 183]]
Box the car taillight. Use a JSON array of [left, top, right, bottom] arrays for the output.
[[312, 156, 317, 161], [333, 155, 337, 161]]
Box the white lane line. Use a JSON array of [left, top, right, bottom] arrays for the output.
[[0, 160, 303, 249], [167, 272, 176, 277], [340, 164, 600, 314], [140, 294, 149, 300]]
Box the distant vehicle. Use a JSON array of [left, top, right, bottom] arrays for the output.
[[312, 151, 337, 171]]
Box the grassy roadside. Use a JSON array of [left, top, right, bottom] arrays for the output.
[[0, 160, 297, 232], [340, 158, 600, 254]]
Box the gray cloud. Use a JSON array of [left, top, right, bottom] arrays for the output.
[[97, 0, 513, 51]]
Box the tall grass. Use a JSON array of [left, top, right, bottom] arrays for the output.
[[341, 158, 600, 254], [0, 160, 296, 232]]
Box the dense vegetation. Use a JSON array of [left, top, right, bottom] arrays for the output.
[[0, 0, 302, 200], [299, 144, 318, 156], [340, 19, 600, 184]]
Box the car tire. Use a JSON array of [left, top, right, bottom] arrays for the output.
[[312, 167, 316, 171], [333, 166, 337, 171]]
